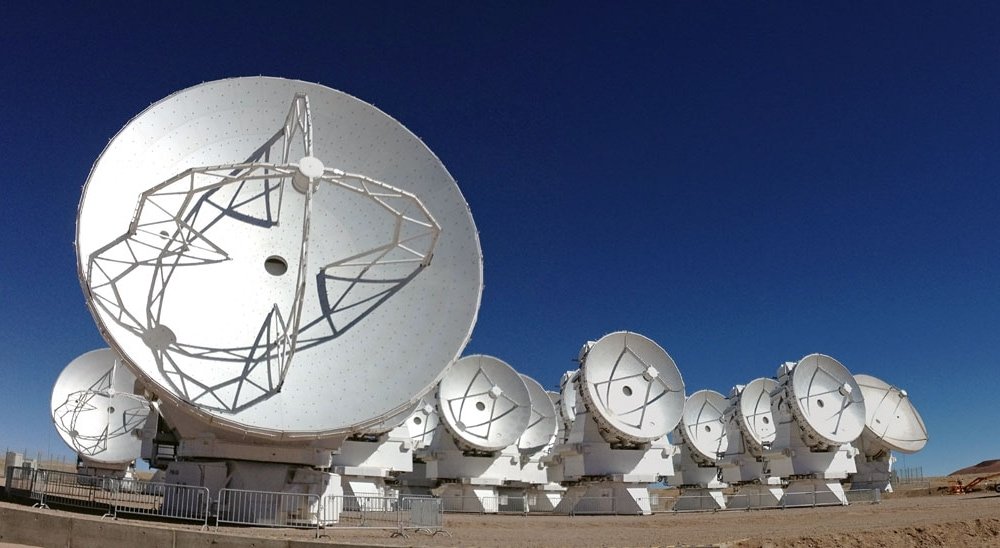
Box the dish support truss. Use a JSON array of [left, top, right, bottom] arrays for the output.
[[84, 94, 441, 414]]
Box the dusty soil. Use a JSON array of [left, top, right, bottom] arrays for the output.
[[3, 472, 999, 547]]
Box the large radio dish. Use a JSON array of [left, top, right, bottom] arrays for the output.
[[517, 374, 558, 452], [735, 377, 778, 455], [854, 374, 927, 453], [437, 355, 531, 452], [75, 77, 483, 437], [578, 331, 685, 444], [785, 354, 865, 448], [51, 349, 150, 463], [677, 390, 728, 464]]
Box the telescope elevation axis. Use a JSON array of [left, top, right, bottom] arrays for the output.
[[437, 355, 531, 452], [75, 77, 483, 440], [51, 349, 150, 465], [578, 331, 685, 444]]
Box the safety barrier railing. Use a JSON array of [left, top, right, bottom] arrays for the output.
[[216, 488, 322, 537], [399, 495, 446, 535], [20, 468, 116, 514], [4, 466, 36, 499], [844, 488, 881, 504], [109, 479, 211, 527], [321, 494, 399, 528], [439, 495, 500, 513]]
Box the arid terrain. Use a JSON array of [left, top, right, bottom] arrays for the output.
[[2, 473, 999, 547]]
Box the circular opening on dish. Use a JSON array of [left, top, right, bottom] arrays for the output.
[[108, 406, 115, 414], [265, 256, 288, 276], [413, 416, 422, 425], [159, 230, 169, 239], [622, 386, 633, 396], [703, 425, 712, 433], [816, 399, 825, 408], [762, 416, 770, 425], [475, 401, 486, 411]]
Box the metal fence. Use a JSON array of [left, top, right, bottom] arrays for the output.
[[216, 488, 322, 536], [3, 467, 211, 527], [315, 494, 446, 536]]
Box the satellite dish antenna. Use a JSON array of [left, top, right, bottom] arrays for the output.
[[735, 377, 778, 455], [437, 355, 531, 452], [578, 331, 685, 444], [404, 397, 440, 450], [676, 390, 728, 465], [517, 374, 558, 452], [51, 349, 150, 463], [854, 374, 927, 453], [782, 354, 865, 450], [75, 77, 483, 438]]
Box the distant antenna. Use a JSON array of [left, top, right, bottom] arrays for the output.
[[735, 377, 778, 456], [437, 355, 531, 452], [51, 349, 150, 464], [782, 354, 865, 450], [404, 396, 440, 450], [577, 331, 685, 444], [74, 77, 483, 438], [517, 374, 558, 452], [854, 374, 928, 453], [676, 390, 729, 465]]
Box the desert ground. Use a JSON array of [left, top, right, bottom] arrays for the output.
[[2, 473, 999, 547]]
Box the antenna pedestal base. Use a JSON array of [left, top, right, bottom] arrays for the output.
[[552, 482, 653, 515], [673, 487, 727, 511], [850, 453, 895, 493], [781, 478, 848, 507], [330, 426, 414, 498], [726, 482, 785, 509], [433, 483, 502, 513]]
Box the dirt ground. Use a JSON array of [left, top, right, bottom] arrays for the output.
[[3, 475, 1000, 547]]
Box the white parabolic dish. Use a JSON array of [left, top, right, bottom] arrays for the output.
[[735, 377, 778, 454], [786, 354, 865, 448], [51, 349, 150, 464], [75, 77, 483, 437], [854, 374, 928, 453], [517, 374, 558, 452], [437, 355, 531, 452], [578, 331, 685, 444], [678, 389, 729, 464]]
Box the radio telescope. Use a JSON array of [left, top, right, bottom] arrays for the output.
[[51, 349, 150, 475], [769, 354, 866, 506], [850, 374, 928, 492], [671, 390, 728, 510], [718, 378, 784, 508], [73, 77, 483, 518], [419, 355, 532, 513], [553, 331, 685, 515], [509, 374, 563, 511]]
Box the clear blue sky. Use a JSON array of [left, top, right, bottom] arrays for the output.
[[2, 2, 997, 476]]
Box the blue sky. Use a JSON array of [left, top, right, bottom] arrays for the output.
[[2, 2, 998, 476]]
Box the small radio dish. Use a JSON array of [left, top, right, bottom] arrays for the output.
[[854, 374, 928, 453], [437, 355, 531, 452], [786, 354, 865, 448], [736, 377, 778, 454], [517, 374, 558, 452], [578, 331, 685, 444], [677, 390, 729, 464], [404, 396, 439, 450], [75, 77, 483, 437], [51, 349, 150, 463]]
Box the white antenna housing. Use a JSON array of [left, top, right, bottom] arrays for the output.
[[717, 378, 784, 508], [552, 331, 684, 516], [768, 354, 866, 506], [413, 355, 532, 513], [51, 349, 150, 470], [671, 390, 729, 511], [850, 373, 928, 492]]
